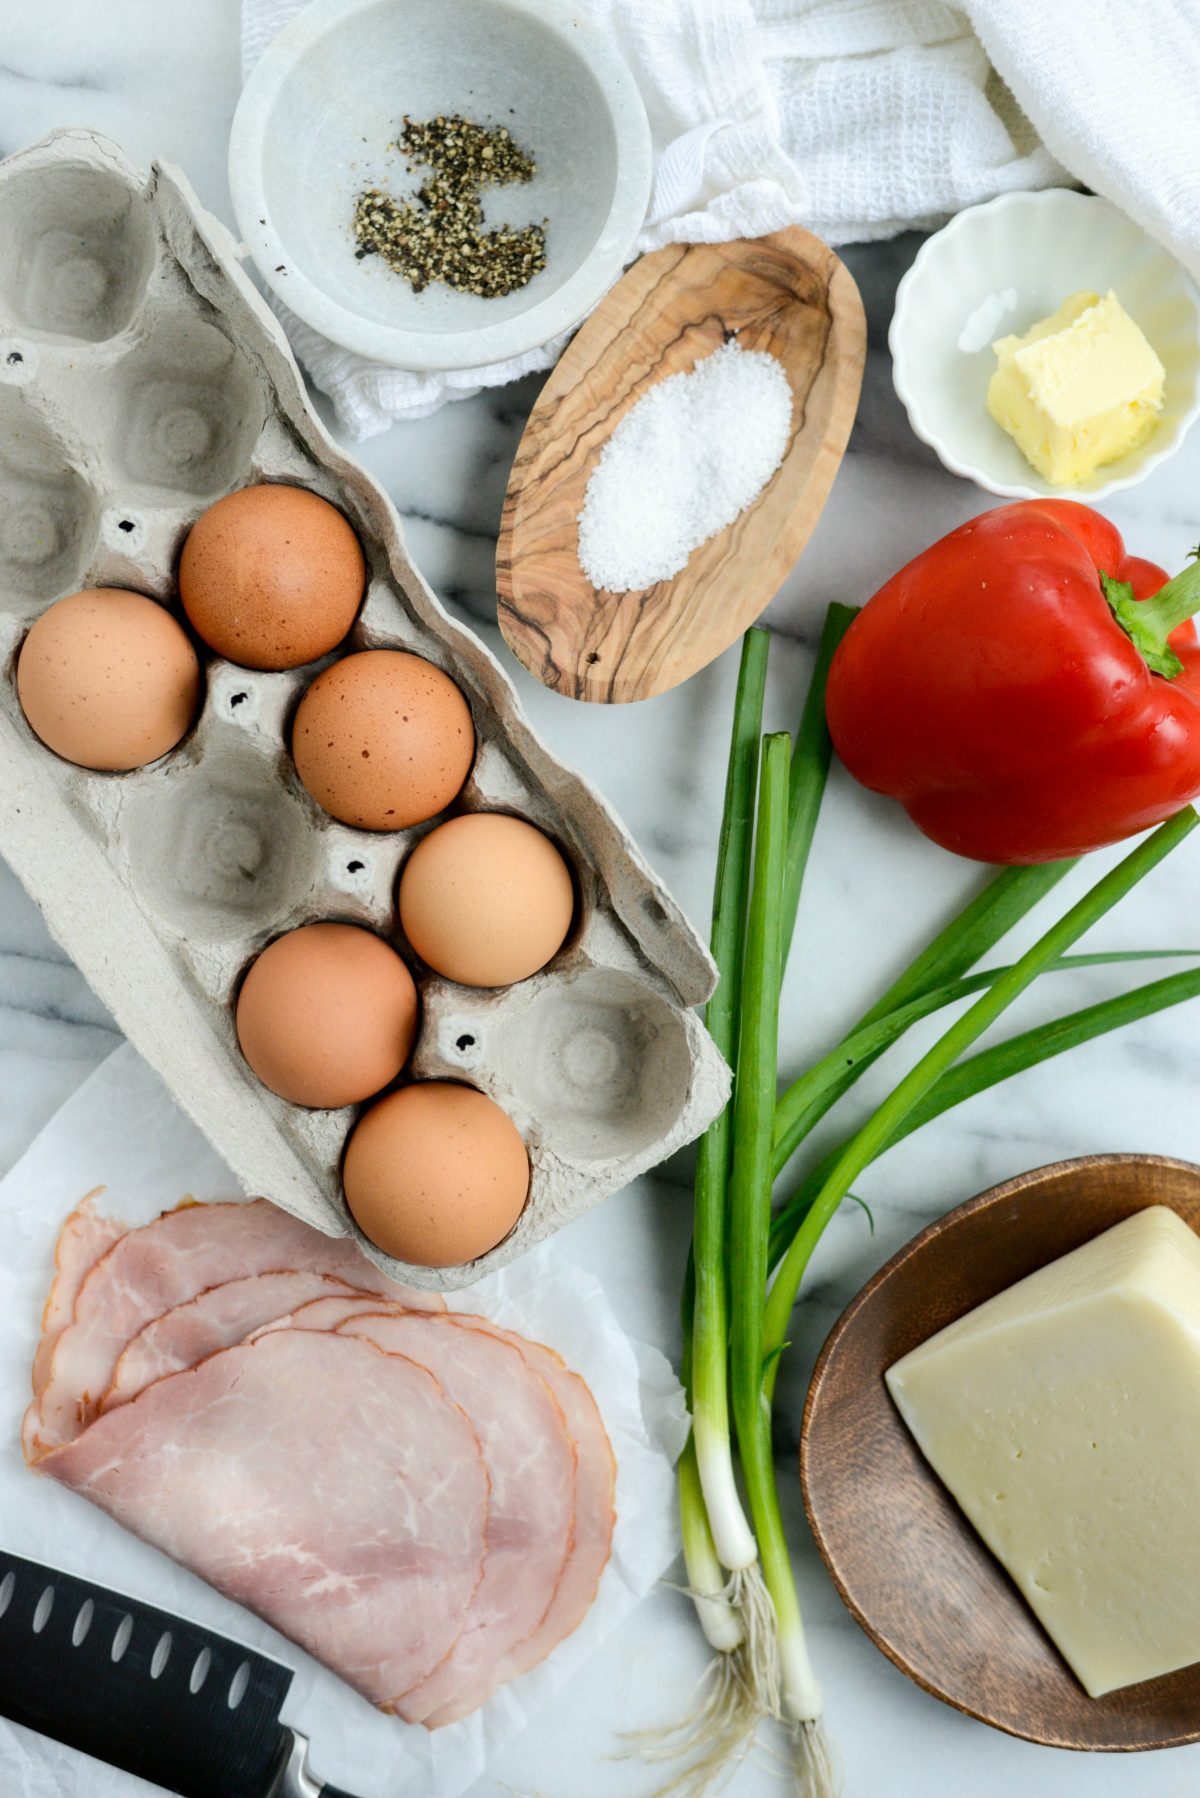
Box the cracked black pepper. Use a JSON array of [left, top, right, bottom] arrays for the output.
[[353, 115, 546, 300]]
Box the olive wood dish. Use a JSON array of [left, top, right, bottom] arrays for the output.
[[497, 227, 865, 704], [800, 1152, 1200, 1751]]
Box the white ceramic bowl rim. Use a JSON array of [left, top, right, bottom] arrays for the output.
[[229, 0, 653, 372], [889, 188, 1200, 503]]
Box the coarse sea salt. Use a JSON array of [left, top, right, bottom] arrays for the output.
[[576, 336, 794, 593]]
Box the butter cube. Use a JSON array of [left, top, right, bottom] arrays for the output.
[[887, 1206, 1200, 1697], [987, 289, 1164, 484]]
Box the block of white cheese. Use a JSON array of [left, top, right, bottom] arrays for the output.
[[886, 1205, 1200, 1697], [987, 289, 1164, 485]]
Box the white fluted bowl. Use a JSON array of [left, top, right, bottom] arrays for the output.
[[890, 189, 1200, 501]]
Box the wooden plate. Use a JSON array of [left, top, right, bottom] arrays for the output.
[[496, 227, 865, 704], [800, 1153, 1200, 1751]]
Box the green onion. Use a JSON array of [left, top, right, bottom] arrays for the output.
[[666, 622, 845, 1791], [677, 1437, 743, 1653], [885, 960, 1200, 1159], [686, 630, 768, 1581], [782, 604, 857, 963], [771, 858, 1077, 1175], [772, 948, 1200, 1178], [762, 807, 1199, 1392], [857, 860, 1075, 1027], [728, 733, 822, 1722], [769, 953, 1200, 1269]]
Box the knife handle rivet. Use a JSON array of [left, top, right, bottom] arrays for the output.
[[31, 1586, 54, 1635], [150, 1631, 173, 1679], [0, 1571, 13, 1623], [111, 1613, 133, 1663], [189, 1645, 211, 1695], [227, 1659, 251, 1711], [71, 1599, 93, 1648]]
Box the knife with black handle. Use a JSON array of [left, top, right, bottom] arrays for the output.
[[0, 1550, 360, 1797]]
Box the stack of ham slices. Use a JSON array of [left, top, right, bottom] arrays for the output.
[[23, 1194, 616, 1726]]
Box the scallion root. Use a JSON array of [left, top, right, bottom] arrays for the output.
[[789, 1717, 841, 1798], [630, 1567, 840, 1798], [730, 1563, 782, 1723], [622, 1633, 760, 1797]]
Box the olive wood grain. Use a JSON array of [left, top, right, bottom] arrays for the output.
[[800, 1152, 1200, 1752], [496, 228, 865, 703]]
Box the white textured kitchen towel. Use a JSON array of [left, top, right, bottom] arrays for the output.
[[239, 0, 1197, 435]]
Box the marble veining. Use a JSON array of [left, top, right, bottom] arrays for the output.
[[2, 6, 1200, 1794]]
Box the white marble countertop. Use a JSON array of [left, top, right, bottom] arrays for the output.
[[4, 5, 1200, 1795]]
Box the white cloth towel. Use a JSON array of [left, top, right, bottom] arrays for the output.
[[240, 0, 1199, 436]]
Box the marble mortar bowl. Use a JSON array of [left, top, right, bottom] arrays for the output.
[[229, 0, 653, 372]]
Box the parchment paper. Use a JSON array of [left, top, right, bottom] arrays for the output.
[[0, 1043, 688, 1797]]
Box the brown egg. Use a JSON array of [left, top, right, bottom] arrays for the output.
[[236, 922, 418, 1108], [292, 649, 474, 831], [17, 587, 200, 771], [398, 812, 575, 987], [179, 484, 365, 670], [343, 1081, 530, 1266]]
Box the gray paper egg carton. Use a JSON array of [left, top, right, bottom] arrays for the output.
[[0, 129, 727, 1290]]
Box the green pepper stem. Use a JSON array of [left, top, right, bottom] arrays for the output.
[[1102, 550, 1200, 679]]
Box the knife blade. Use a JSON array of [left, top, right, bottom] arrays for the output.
[[0, 1550, 359, 1798]]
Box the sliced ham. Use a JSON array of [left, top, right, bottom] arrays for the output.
[[257, 1298, 617, 1721], [101, 1271, 377, 1412], [425, 1316, 616, 1726], [249, 1293, 394, 1338], [334, 1311, 576, 1722], [40, 1329, 489, 1706], [32, 1193, 125, 1400], [27, 1199, 444, 1461], [26, 1195, 616, 1727]]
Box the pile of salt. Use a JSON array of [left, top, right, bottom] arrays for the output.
[[576, 337, 793, 594]]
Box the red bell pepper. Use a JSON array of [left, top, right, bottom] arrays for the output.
[[825, 499, 1200, 864]]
